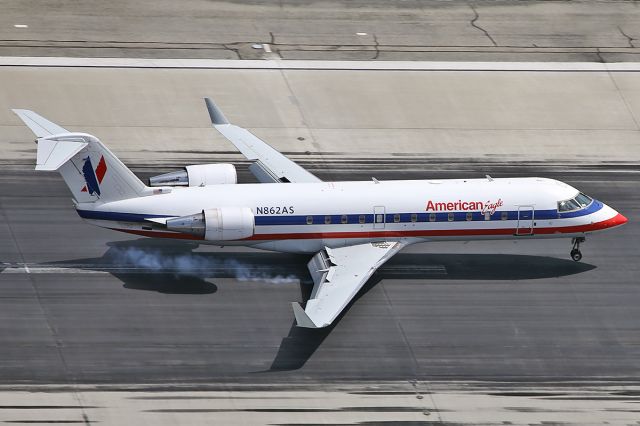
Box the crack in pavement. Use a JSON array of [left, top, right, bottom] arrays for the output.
[[221, 43, 241, 59], [372, 34, 380, 60], [268, 31, 282, 59], [469, 4, 497, 47], [618, 26, 637, 48]]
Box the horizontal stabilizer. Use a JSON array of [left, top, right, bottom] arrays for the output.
[[12, 109, 69, 137], [35, 137, 88, 171]]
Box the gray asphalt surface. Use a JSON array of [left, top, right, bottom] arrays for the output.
[[1, 0, 640, 61], [0, 163, 637, 384]]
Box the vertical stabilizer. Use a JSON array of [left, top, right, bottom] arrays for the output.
[[12, 110, 148, 203]]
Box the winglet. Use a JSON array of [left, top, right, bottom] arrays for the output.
[[204, 98, 229, 125], [291, 302, 321, 328]]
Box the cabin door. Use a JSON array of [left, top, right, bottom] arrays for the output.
[[373, 206, 386, 229], [516, 206, 534, 235]]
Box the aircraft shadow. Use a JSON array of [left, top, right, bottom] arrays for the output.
[[41, 238, 596, 370], [268, 253, 596, 371], [46, 238, 310, 294]]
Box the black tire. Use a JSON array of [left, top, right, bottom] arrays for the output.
[[571, 250, 582, 262]]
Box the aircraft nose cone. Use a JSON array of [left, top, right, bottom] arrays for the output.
[[612, 212, 628, 226]]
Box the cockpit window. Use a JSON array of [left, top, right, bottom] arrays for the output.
[[575, 193, 593, 208], [558, 193, 593, 212]]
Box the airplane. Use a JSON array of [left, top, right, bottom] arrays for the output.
[[12, 99, 628, 329]]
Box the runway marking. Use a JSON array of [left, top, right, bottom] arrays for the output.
[[13, 24, 28, 29], [0, 263, 447, 277], [263, 44, 272, 53], [1, 57, 640, 71], [2, 265, 108, 274], [0, 262, 300, 278]]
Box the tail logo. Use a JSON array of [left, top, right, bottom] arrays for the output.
[[81, 155, 107, 196]]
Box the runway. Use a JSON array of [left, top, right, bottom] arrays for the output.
[[0, 0, 639, 62], [0, 48, 639, 423]]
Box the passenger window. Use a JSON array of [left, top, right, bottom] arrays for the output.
[[341, 215, 348, 224], [429, 213, 436, 222], [306, 215, 313, 225], [501, 211, 508, 221], [448, 212, 454, 222], [359, 215, 365, 224], [324, 215, 331, 224], [393, 213, 400, 223], [466, 212, 473, 221], [411, 213, 417, 222]]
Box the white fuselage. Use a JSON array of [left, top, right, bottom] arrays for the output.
[[76, 176, 626, 253]]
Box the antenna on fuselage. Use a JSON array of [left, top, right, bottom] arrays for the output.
[[485, 175, 494, 182]]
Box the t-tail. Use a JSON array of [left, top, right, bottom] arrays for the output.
[[12, 109, 149, 204]]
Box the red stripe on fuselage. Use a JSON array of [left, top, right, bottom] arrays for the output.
[[108, 213, 627, 241]]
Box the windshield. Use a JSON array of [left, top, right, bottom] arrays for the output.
[[558, 192, 593, 212]]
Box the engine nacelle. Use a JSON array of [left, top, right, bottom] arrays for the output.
[[149, 163, 237, 187], [165, 207, 254, 241]]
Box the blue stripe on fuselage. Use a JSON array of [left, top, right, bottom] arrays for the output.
[[76, 210, 176, 222], [75, 200, 603, 226]]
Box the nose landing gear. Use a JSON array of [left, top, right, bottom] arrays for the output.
[[570, 237, 585, 261]]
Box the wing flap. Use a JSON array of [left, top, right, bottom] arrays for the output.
[[204, 98, 321, 184], [294, 241, 404, 328]]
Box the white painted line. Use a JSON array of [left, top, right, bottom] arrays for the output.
[[1, 267, 107, 274], [0, 57, 639, 71], [263, 44, 272, 53], [13, 24, 28, 28], [356, 32, 368, 36]]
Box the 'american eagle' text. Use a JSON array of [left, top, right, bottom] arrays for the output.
[[426, 199, 503, 215]]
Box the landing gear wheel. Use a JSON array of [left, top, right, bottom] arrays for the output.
[[570, 237, 585, 262], [570, 249, 582, 262]]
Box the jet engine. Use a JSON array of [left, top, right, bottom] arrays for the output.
[[165, 207, 254, 241], [149, 164, 237, 187]]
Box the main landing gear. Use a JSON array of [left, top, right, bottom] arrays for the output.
[[570, 237, 585, 262]]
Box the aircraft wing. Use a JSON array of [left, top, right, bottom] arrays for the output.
[[204, 98, 322, 183], [292, 241, 405, 328]]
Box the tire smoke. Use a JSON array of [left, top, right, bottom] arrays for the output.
[[110, 247, 298, 284]]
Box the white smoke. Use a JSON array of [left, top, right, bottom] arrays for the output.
[[110, 247, 298, 284]]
